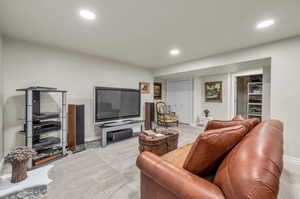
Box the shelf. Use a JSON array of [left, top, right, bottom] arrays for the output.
[[17, 87, 67, 93], [19, 87, 67, 169], [248, 113, 262, 116], [248, 82, 263, 85], [33, 137, 61, 151], [248, 103, 262, 105], [33, 112, 60, 120], [33, 146, 62, 160], [247, 76, 263, 119], [32, 153, 63, 167], [33, 144, 61, 152], [34, 126, 61, 134]]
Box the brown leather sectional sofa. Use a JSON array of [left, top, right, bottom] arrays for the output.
[[137, 119, 283, 199]]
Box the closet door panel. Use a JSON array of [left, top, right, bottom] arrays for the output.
[[166, 81, 178, 115], [167, 80, 193, 124]]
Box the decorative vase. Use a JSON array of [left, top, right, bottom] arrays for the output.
[[204, 109, 210, 118], [5, 146, 36, 183], [11, 160, 28, 183]]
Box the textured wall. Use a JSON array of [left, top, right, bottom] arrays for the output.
[[0, 33, 3, 160], [154, 36, 300, 159], [2, 37, 153, 153]]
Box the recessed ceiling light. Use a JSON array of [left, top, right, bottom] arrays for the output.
[[169, 48, 181, 56], [256, 19, 275, 29], [79, 9, 96, 21]]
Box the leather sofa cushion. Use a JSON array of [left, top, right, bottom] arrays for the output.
[[137, 152, 226, 199], [161, 143, 215, 182], [205, 118, 260, 132], [161, 144, 192, 168], [213, 120, 283, 199], [183, 125, 247, 176]]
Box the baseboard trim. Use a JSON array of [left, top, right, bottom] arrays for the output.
[[190, 123, 203, 128], [85, 136, 101, 143], [284, 155, 300, 166]]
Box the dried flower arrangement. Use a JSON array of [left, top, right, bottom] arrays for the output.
[[5, 146, 36, 183]]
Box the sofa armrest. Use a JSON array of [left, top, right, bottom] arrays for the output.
[[137, 152, 225, 199]]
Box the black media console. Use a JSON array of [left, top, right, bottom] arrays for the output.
[[107, 128, 133, 142], [98, 120, 144, 146]]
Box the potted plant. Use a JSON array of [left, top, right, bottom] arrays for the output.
[[204, 109, 210, 118]]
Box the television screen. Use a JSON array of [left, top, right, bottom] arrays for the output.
[[94, 87, 140, 122]]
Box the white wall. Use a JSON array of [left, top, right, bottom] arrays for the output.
[[3, 37, 153, 153], [0, 33, 3, 161], [154, 36, 300, 159], [197, 74, 231, 121], [192, 74, 231, 126]]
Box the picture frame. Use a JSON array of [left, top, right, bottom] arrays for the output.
[[205, 81, 222, 102], [154, 82, 162, 100], [139, 82, 150, 94]]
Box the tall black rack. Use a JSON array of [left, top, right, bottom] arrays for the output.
[[17, 87, 67, 169]]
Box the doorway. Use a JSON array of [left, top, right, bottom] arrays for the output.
[[233, 71, 263, 120], [166, 79, 193, 124]]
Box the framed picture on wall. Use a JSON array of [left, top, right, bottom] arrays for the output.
[[139, 82, 150, 94], [154, 82, 162, 100], [205, 81, 222, 102]]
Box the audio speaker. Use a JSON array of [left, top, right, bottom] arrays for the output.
[[145, 102, 155, 130], [68, 104, 85, 152]]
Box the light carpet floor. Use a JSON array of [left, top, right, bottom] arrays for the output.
[[2, 124, 300, 199], [45, 125, 200, 199]]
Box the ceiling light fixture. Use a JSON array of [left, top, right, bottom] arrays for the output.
[[79, 9, 96, 21], [169, 48, 181, 56], [256, 19, 275, 29]]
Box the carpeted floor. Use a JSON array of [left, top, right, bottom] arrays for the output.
[[44, 125, 200, 199], [2, 124, 300, 199]]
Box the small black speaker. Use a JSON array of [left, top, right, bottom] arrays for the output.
[[149, 103, 155, 122], [76, 105, 85, 148], [145, 102, 155, 130]]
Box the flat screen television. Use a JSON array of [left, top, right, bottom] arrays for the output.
[[94, 87, 141, 123]]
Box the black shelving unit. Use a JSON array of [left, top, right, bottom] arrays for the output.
[[17, 87, 67, 169]]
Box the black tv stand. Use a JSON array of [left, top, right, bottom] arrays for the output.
[[98, 120, 144, 146], [101, 120, 143, 127]]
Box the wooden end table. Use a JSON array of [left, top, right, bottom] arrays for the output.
[[138, 129, 179, 156]]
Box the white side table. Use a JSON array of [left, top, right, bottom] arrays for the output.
[[197, 116, 213, 127]]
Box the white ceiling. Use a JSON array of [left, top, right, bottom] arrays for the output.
[[0, 0, 299, 68]]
